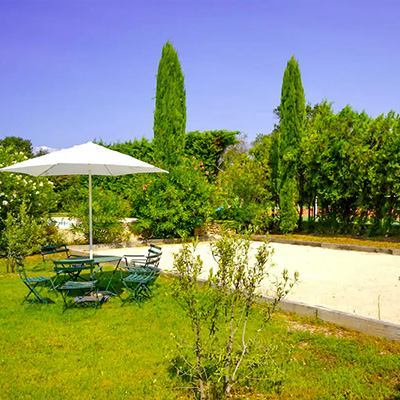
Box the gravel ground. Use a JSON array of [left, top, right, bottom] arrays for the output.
[[95, 241, 400, 325]]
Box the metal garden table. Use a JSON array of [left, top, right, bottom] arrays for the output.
[[53, 255, 123, 297]]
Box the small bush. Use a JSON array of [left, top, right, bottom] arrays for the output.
[[2, 203, 47, 272], [131, 157, 216, 239]]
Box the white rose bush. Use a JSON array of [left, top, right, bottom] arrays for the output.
[[0, 145, 59, 266]]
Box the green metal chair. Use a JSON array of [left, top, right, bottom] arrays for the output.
[[120, 252, 161, 307], [15, 257, 57, 308], [122, 244, 162, 273]]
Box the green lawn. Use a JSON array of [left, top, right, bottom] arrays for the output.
[[1, 256, 400, 399]]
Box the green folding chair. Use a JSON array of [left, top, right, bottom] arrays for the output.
[[120, 253, 161, 307], [122, 244, 162, 273], [15, 257, 56, 308]]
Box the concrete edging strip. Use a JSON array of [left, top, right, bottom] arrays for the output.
[[162, 272, 400, 342], [249, 235, 400, 256], [259, 295, 400, 342]]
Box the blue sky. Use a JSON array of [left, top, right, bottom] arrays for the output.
[[0, 1, 399, 149]]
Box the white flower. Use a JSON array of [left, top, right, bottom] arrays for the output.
[[39, 182, 43, 187], [36, 191, 39, 194], [2, 200, 8, 205]]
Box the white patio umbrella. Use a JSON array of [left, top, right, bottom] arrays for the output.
[[0, 141, 167, 258]]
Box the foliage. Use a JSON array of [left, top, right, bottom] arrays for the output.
[[53, 138, 155, 213], [267, 96, 400, 236], [0, 144, 58, 253], [3, 203, 46, 272], [279, 176, 299, 234], [51, 175, 83, 212], [170, 230, 299, 399], [277, 56, 306, 233], [170, 239, 219, 399], [0, 136, 34, 157], [153, 41, 186, 168], [300, 102, 395, 235], [185, 130, 239, 180], [131, 157, 216, 239], [216, 140, 273, 230], [69, 186, 131, 244], [106, 138, 155, 163]]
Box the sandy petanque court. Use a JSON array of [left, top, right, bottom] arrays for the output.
[[95, 241, 400, 326]]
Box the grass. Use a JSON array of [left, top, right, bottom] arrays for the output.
[[1, 255, 400, 399]]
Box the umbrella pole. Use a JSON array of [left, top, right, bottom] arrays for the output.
[[89, 167, 93, 259]]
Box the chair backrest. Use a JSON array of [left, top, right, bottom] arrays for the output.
[[145, 252, 162, 269], [148, 244, 161, 256], [40, 244, 70, 263], [14, 256, 28, 281]]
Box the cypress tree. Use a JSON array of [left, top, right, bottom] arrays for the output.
[[278, 56, 306, 233], [153, 41, 186, 167]]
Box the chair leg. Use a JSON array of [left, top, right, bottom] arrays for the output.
[[47, 278, 59, 296], [23, 282, 48, 308], [121, 281, 141, 307]]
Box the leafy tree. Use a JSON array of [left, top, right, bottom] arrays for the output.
[[0, 136, 33, 157], [216, 139, 273, 230], [250, 132, 279, 225], [364, 112, 400, 235], [185, 130, 239, 180], [306, 104, 370, 232], [277, 56, 306, 232], [153, 41, 186, 168], [69, 186, 131, 244]]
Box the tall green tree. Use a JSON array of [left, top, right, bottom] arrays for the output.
[[153, 41, 186, 168], [278, 56, 306, 232]]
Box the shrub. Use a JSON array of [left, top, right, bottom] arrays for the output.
[[131, 156, 216, 239], [3, 203, 46, 272], [0, 145, 58, 254], [170, 230, 299, 399]]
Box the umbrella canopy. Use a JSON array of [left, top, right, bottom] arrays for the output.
[[0, 141, 167, 258]]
